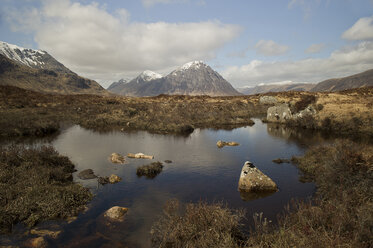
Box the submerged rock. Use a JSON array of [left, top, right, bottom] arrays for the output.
[[97, 176, 110, 185], [28, 237, 47, 248], [164, 160, 172, 164], [77, 169, 97, 180], [110, 153, 125, 164], [127, 152, 154, 159], [30, 229, 61, 239], [104, 206, 128, 221], [272, 158, 291, 164], [216, 140, 240, 148], [238, 161, 277, 193]]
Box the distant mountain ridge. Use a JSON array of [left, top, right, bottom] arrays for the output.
[[238, 69, 373, 95], [108, 61, 240, 96], [237, 83, 315, 95], [0, 41, 106, 95], [311, 69, 373, 92]]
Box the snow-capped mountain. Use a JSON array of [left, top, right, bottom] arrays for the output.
[[139, 70, 163, 82], [0, 41, 106, 95], [0, 41, 71, 73], [108, 61, 240, 96], [108, 70, 163, 95]]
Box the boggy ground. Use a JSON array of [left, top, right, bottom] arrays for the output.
[[1, 85, 372, 139], [152, 140, 373, 248], [0, 86, 266, 138], [0, 145, 92, 234]]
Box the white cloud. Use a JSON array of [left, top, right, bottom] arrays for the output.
[[4, 0, 240, 86], [342, 16, 373, 41], [305, 43, 324, 54], [222, 41, 373, 87], [254, 40, 289, 56]]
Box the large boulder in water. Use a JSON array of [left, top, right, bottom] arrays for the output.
[[238, 161, 277, 193], [266, 103, 292, 123]]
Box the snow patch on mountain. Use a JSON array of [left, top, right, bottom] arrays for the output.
[[0, 41, 47, 68], [139, 70, 163, 81], [172, 61, 207, 75]]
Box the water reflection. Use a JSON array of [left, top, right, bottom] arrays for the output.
[[239, 191, 277, 201]]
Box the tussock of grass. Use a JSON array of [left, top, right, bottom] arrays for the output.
[[247, 140, 373, 248], [136, 162, 164, 179], [0, 145, 92, 233], [151, 199, 246, 248]]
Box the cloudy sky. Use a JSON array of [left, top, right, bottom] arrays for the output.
[[1, 0, 373, 88]]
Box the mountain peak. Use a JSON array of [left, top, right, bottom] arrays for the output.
[[0, 40, 71, 74], [139, 70, 163, 81], [0, 41, 46, 67], [178, 61, 207, 71]]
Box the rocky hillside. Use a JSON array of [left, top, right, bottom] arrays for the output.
[[238, 83, 315, 95], [312, 69, 373, 92], [0, 41, 106, 95], [108, 61, 240, 96]]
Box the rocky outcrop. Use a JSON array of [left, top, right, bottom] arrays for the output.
[[266, 102, 317, 124], [104, 206, 128, 221], [259, 96, 278, 105], [266, 103, 293, 123], [293, 105, 316, 119], [127, 153, 154, 159], [77, 169, 97, 180], [238, 161, 277, 193], [216, 140, 240, 148], [110, 153, 125, 164]]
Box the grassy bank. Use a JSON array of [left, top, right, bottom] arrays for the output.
[[0, 86, 265, 137], [282, 87, 373, 137], [0, 145, 92, 233], [151, 140, 373, 248]]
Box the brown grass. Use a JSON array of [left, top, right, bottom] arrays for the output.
[[247, 140, 373, 248], [0, 145, 92, 233], [0, 86, 266, 137], [151, 199, 246, 248]]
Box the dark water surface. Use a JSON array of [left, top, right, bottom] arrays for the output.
[[3, 120, 327, 247]]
